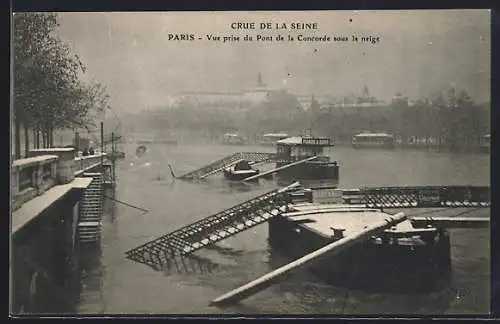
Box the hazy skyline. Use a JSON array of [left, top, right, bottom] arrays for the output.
[[54, 10, 491, 114]]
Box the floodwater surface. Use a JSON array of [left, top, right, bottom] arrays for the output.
[[74, 144, 490, 315]]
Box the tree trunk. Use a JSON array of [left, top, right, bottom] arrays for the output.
[[14, 118, 21, 159], [42, 127, 47, 148], [49, 128, 54, 147], [33, 127, 37, 150], [35, 125, 40, 149], [24, 123, 30, 157], [46, 128, 50, 148]]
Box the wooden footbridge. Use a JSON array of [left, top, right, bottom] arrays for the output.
[[125, 183, 490, 306]]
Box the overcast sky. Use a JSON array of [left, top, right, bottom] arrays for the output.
[[54, 10, 490, 114]]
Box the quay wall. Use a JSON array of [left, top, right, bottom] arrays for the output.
[[11, 150, 107, 315], [11, 189, 82, 314]]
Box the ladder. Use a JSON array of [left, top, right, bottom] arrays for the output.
[[77, 173, 104, 244], [177, 152, 276, 181], [125, 182, 301, 268]]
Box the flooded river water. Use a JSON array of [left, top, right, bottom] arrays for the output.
[[73, 144, 490, 315]]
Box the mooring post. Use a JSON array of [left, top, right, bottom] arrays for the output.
[[100, 122, 104, 169], [75, 132, 79, 153], [111, 132, 116, 184]]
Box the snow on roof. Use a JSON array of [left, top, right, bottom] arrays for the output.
[[263, 133, 289, 138], [354, 133, 394, 138], [277, 136, 303, 145], [276, 136, 331, 146]]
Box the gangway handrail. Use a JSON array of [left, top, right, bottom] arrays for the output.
[[359, 185, 490, 208], [125, 182, 301, 261]]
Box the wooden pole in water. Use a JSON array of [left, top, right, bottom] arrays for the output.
[[210, 212, 407, 307]]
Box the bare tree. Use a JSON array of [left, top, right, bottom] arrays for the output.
[[12, 12, 110, 157]]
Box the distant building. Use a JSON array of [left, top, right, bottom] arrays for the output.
[[241, 72, 271, 103], [173, 73, 273, 109]]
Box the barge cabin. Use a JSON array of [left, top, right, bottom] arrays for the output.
[[275, 136, 339, 186], [352, 133, 395, 149]]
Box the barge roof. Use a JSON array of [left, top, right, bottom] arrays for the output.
[[285, 204, 421, 239], [277, 136, 332, 146]]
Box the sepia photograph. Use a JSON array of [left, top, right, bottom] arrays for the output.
[[10, 10, 491, 316]]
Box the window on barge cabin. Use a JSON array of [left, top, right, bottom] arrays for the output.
[[291, 146, 323, 160], [277, 144, 291, 161]]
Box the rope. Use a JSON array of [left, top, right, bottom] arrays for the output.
[[104, 195, 148, 215]]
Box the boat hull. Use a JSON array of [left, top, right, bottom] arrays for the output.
[[223, 169, 259, 182], [352, 142, 395, 149], [275, 161, 339, 182], [268, 215, 451, 293]]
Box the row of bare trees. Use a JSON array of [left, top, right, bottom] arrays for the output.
[[12, 12, 110, 159], [138, 84, 488, 151], [311, 87, 490, 151], [390, 88, 490, 150]]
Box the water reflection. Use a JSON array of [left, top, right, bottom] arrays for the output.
[[160, 255, 221, 276], [73, 186, 117, 314], [77, 244, 104, 313], [263, 241, 474, 315], [125, 243, 247, 276]]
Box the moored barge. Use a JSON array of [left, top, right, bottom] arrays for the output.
[[223, 160, 260, 181], [222, 133, 247, 145], [275, 136, 339, 187], [267, 187, 451, 293], [352, 133, 395, 150]]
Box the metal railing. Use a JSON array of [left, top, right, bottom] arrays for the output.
[[74, 153, 107, 176]]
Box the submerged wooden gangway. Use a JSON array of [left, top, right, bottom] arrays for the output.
[[125, 182, 301, 267], [176, 152, 277, 181]]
